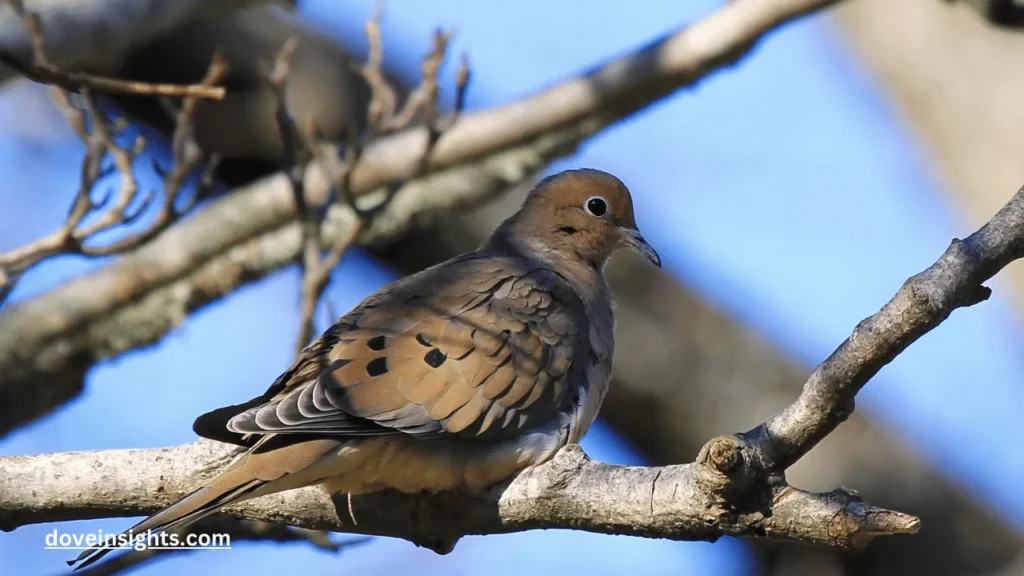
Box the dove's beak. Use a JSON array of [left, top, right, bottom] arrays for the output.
[[622, 228, 661, 268]]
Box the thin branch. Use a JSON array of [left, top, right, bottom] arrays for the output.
[[748, 183, 1024, 471], [0, 0, 839, 434], [0, 51, 226, 100], [283, 10, 469, 352], [0, 0, 255, 87], [361, 1, 398, 135], [0, 1, 228, 305], [0, 440, 919, 555], [0, 0, 225, 99]]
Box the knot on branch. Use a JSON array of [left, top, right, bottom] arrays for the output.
[[699, 435, 744, 475], [695, 435, 767, 503]]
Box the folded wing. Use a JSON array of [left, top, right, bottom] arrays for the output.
[[203, 256, 588, 443]]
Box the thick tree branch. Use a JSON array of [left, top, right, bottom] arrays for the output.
[[0, 440, 919, 554], [0, 0, 840, 435]]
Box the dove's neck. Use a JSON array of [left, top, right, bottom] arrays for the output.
[[484, 220, 610, 302], [484, 218, 616, 357]]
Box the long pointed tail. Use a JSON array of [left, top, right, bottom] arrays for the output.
[[68, 438, 341, 570]]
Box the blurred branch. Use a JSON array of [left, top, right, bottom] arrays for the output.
[[73, 516, 369, 576], [5, 180, 1024, 553], [0, 0, 261, 85], [0, 0, 841, 435], [280, 9, 471, 352], [0, 440, 918, 554], [0, 0, 227, 305], [1, 0, 226, 99]]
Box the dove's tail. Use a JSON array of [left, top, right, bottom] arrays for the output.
[[68, 438, 340, 571]]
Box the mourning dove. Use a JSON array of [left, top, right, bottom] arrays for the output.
[[71, 168, 660, 568]]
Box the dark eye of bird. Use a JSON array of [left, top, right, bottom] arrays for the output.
[[585, 196, 608, 218]]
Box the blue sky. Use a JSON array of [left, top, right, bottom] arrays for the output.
[[2, 1, 1022, 574]]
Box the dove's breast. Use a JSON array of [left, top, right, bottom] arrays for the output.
[[318, 421, 567, 494]]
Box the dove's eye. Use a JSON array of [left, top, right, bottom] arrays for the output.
[[584, 196, 609, 219]]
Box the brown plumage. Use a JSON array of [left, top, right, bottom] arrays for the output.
[[70, 168, 660, 569]]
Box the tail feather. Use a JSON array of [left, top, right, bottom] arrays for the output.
[[69, 478, 267, 570], [67, 438, 341, 570]]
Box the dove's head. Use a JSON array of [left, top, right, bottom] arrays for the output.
[[494, 168, 661, 272]]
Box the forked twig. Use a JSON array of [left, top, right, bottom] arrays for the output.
[[0, 1, 227, 306], [274, 5, 472, 353]]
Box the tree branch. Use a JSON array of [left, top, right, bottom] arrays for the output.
[[748, 183, 1024, 471], [0, 0, 841, 436], [0, 440, 919, 554]]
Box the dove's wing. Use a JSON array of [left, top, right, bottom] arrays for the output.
[[195, 255, 589, 443]]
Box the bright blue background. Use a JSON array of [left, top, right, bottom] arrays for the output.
[[2, 1, 1022, 574]]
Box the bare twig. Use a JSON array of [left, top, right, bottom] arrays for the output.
[[0, 51, 226, 99], [0, 0, 225, 99], [0, 1, 227, 305], [282, 10, 470, 352], [360, 2, 398, 135]]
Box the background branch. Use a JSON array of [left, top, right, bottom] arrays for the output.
[[0, 0, 228, 305]]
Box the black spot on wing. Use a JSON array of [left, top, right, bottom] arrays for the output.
[[424, 348, 447, 368], [415, 333, 432, 347], [366, 357, 388, 377], [367, 335, 387, 351]]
